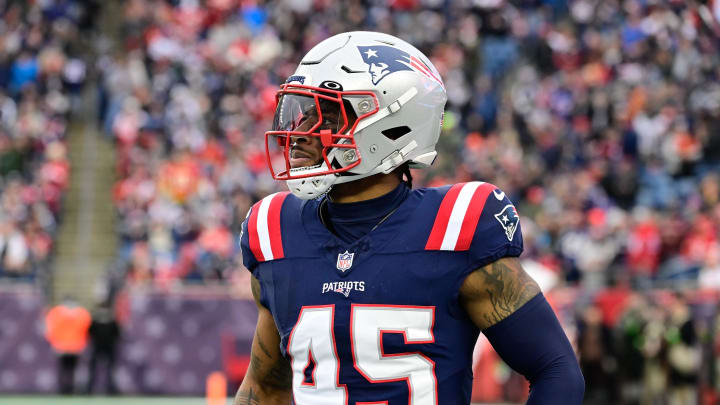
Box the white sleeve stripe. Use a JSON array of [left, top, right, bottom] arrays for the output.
[[440, 182, 483, 251], [256, 192, 278, 261]]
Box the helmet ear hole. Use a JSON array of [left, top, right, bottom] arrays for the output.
[[381, 126, 411, 140]]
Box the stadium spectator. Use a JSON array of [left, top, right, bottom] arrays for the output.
[[44, 297, 91, 394], [86, 303, 121, 395], [576, 305, 617, 405]]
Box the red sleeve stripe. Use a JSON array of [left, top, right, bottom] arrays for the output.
[[248, 200, 264, 261], [454, 183, 495, 250], [267, 192, 289, 260], [425, 183, 466, 250], [425, 182, 494, 251], [248, 192, 289, 262]]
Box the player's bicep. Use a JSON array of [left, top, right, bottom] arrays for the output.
[[459, 256, 540, 330], [234, 277, 291, 405]]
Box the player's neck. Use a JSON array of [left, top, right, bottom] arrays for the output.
[[329, 172, 402, 203]]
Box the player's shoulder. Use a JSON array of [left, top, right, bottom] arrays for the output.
[[411, 182, 521, 257], [247, 190, 304, 216], [413, 181, 502, 208], [240, 191, 304, 267]]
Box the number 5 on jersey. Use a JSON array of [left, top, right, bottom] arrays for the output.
[[287, 305, 437, 405]]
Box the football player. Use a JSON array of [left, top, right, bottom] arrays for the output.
[[234, 31, 584, 405]]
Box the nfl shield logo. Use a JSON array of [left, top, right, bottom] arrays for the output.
[[336, 251, 354, 272]]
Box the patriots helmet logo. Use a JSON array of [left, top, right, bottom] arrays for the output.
[[357, 45, 414, 85], [494, 204, 520, 241]]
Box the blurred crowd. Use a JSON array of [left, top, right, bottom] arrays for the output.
[[0, 0, 93, 280], [574, 287, 720, 405], [470, 287, 718, 405]]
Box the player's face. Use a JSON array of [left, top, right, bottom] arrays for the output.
[[289, 135, 323, 168], [271, 93, 357, 169], [289, 107, 341, 168]]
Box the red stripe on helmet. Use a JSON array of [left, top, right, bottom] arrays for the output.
[[410, 56, 444, 87]]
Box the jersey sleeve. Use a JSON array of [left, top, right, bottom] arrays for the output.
[[239, 191, 291, 275], [424, 182, 523, 267], [239, 208, 259, 275], [467, 185, 523, 267]]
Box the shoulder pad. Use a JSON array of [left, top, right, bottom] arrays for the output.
[[246, 191, 290, 262], [424, 181, 497, 251]]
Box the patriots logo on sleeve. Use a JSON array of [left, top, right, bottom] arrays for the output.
[[494, 204, 520, 241], [357, 45, 443, 87]]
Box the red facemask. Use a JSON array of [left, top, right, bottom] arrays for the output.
[[265, 83, 379, 180]]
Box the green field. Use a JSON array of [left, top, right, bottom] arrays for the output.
[[0, 397, 232, 405], [0, 397, 507, 405]]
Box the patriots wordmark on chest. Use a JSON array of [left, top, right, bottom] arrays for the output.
[[321, 280, 365, 297], [336, 251, 355, 272]]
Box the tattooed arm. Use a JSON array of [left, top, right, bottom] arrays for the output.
[[459, 256, 540, 329], [233, 276, 292, 405], [459, 257, 584, 404]]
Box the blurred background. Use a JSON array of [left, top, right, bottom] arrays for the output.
[[0, 0, 719, 404]]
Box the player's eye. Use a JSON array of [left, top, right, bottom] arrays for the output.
[[319, 118, 338, 131]]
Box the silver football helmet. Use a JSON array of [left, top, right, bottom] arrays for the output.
[[265, 31, 447, 199]]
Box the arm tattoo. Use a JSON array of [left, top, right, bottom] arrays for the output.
[[250, 352, 293, 390], [242, 276, 292, 399], [256, 330, 274, 358], [465, 258, 540, 327], [480, 259, 539, 325], [234, 388, 260, 405]]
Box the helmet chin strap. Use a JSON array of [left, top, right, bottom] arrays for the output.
[[285, 162, 339, 199]]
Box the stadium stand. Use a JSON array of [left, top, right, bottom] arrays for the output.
[[0, 1, 88, 283]]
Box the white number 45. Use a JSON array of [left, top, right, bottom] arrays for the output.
[[287, 304, 437, 405]]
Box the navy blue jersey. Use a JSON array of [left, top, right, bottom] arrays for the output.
[[240, 182, 523, 405]]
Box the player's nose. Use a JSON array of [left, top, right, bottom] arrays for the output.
[[291, 135, 310, 146], [291, 134, 319, 146]]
